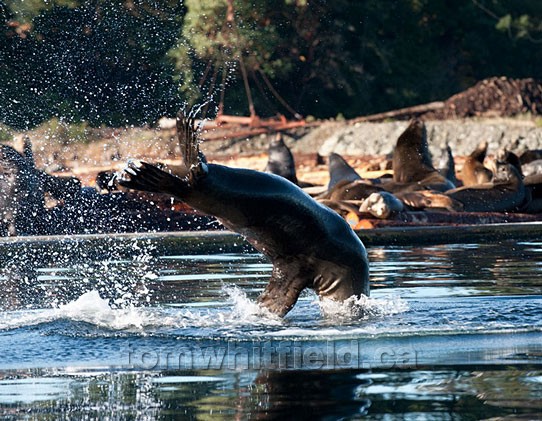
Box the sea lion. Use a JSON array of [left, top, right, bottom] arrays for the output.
[[519, 149, 542, 165], [391, 119, 455, 191], [461, 140, 493, 186], [359, 192, 404, 219], [438, 144, 458, 186], [264, 133, 298, 185], [327, 153, 362, 190], [119, 109, 370, 317], [322, 179, 384, 201], [395, 190, 463, 211], [446, 156, 528, 213], [523, 173, 542, 213], [521, 159, 542, 177]]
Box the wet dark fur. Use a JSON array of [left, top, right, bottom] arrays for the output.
[[446, 159, 528, 212], [264, 134, 298, 185]]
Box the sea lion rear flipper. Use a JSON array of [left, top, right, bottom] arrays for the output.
[[177, 107, 207, 181], [257, 266, 306, 317]]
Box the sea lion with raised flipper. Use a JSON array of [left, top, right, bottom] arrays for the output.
[[461, 140, 493, 186], [119, 109, 370, 317], [391, 119, 455, 191]]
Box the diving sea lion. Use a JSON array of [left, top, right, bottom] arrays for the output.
[[461, 140, 493, 186], [119, 109, 370, 317], [264, 133, 298, 185], [391, 119, 455, 191], [446, 157, 528, 213]]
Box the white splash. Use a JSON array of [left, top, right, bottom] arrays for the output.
[[222, 286, 283, 325], [318, 294, 409, 321], [57, 290, 147, 330]]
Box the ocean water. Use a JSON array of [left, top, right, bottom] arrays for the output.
[[0, 233, 540, 419]]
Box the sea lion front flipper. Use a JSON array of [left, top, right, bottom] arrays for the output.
[[257, 265, 307, 317], [119, 160, 190, 196]]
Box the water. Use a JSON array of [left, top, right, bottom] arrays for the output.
[[0, 233, 541, 419]]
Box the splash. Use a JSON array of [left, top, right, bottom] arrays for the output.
[[57, 290, 147, 330], [318, 294, 409, 322], [222, 286, 283, 325]]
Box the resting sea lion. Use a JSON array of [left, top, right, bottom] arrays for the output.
[[391, 119, 455, 191], [519, 149, 542, 165], [119, 109, 370, 317], [327, 153, 362, 190], [264, 133, 298, 185], [322, 179, 383, 201], [395, 190, 463, 211], [461, 140, 493, 186], [446, 157, 528, 213], [438, 144, 458, 186], [359, 192, 404, 219]]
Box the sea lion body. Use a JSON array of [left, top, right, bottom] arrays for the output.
[[264, 134, 298, 185], [446, 161, 527, 212], [461, 140, 493, 186], [120, 111, 369, 317], [359, 192, 404, 219], [391, 120, 455, 191], [327, 153, 362, 190]]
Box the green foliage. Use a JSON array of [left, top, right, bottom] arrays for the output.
[[0, 0, 541, 128]]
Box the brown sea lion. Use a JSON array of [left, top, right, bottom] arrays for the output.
[[395, 190, 463, 211], [446, 157, 528, 213], [391, 119, 455, 191], [119, 109, 370, 317], [461, 140, 493, 186], [322, 179, 384, 201]]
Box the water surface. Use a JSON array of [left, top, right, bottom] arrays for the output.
[[0, 234, 540, 419]]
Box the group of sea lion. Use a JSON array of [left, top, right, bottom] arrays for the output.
[[3, 110, 542, 317], [262, 119, 542, 221]]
